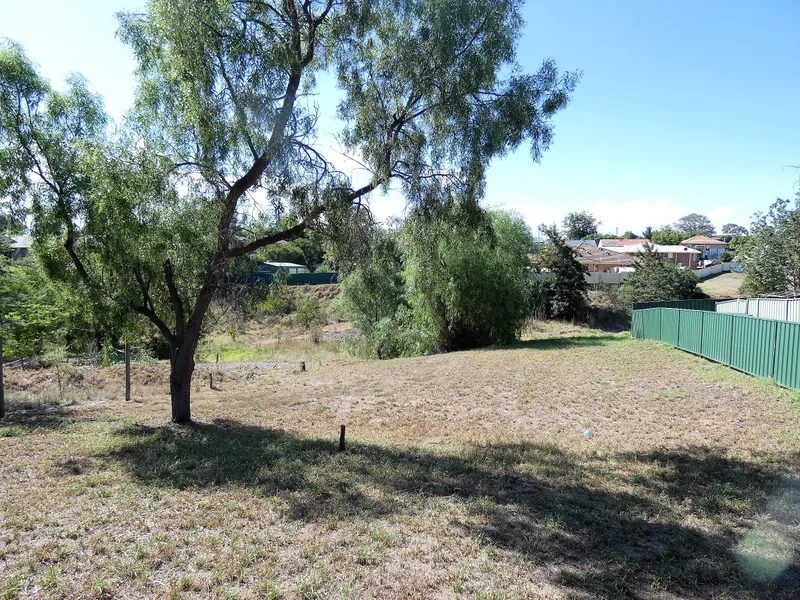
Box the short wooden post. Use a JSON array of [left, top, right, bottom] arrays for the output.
[[0, 337, 5, 420], [124, 344, 131, 402], [300, 361, 306, 372], [209, 373, 214, 389], [338, 424, 346, 452], [216, 353, 219, 364]]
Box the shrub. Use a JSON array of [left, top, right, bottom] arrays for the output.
[[295, 296, 325, 330], [621, 246, 701, 304], [339, 207, 533, 357]]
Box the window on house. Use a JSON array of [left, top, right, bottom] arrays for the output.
[[667, 253, 673, 258]]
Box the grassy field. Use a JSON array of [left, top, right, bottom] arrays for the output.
[[699, 272, 746, 298], [1, 328, 799, 599]]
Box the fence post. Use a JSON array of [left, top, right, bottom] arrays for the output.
[[124, 344, 131, 402], [0, 337, 4, 420], [728, 315, 735, 366], [676, 310, 681, 348], [699, 311, 705, 356]]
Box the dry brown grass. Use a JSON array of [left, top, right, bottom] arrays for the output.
[[1, 329, 799, 599], [699, 273, 746, 298]]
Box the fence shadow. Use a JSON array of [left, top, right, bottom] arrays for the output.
[[101, 420, 799, 599]]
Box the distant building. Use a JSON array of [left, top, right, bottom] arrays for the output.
[[604, 243, 701, 269], [598, 238, 650, 248], [573, 242, 635, 272], [257, 261, 308, 275], [680, 235, 728, 260], [1, 234, 31, 259]]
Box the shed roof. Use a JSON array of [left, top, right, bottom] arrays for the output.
[[574, 243, 636, 265]]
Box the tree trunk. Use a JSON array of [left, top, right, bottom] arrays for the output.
[[170, 343, 195, 424]]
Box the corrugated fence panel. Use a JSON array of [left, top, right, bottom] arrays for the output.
[[715, 299, 746, 314], [730, 316, 777, 379], [757, 299, 792, 321], [789, 301, 800, 324], [677, 310, 703, 354], [660, 309, 680, 346], [642, 310, 662, 340], [700, 312, 733, 365], [774, 322, 800, 390], [631, 311, 644, 339]]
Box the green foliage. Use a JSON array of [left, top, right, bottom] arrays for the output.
[[722, 223, 748, 236], [403, 209, 534, 351], [642, 226, 653, 239], [1, 2, 578, 417], [340, 208, 533, 357], [258, 271, 292, 316], [621, 246, 701, 304], [675, 213, 715, 237], [0, 257, 98, 357], [740, 196, 800, 295], [534, 226, 588, 320], [295, 296, 325, 330], [562, 210, 600, 239], [650, 226, 684, 245]]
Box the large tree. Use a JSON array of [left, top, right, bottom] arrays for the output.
[[721, 223, 748, 236], [0, 1, 578, 422], [562, 210, 600, 239], [740, 196, 800, 295], [675, 213, 715, 237]]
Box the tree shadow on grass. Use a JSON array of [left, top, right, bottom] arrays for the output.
[[503, 333, 627, 351], [102, 420, 799, 599], [0, 403, 77, 434]]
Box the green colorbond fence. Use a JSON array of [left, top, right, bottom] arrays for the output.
[[631, 307, 800, 391], [244, 271, 338, 286]]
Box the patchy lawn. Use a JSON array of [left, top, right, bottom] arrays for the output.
[[700, 272, 745, 298], [1, 331, 799, 599]]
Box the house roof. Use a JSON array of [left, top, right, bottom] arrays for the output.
[[574, 243, 636, 265], [599, 238, 650, 247], [605, 243, 700, 255], [567, 239, 596, 247], [681, 235, 727, 246]]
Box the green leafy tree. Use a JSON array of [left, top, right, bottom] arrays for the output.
[[675, 213, 715, 237], [621, 244, 701, 303], [562, 210, 600, 239], [1, 2, 577, 422], [340, 208, 534, 356], [621, 230, 637, 239], [534, 225, 588, 320], [721, 223, 748, 236], [642, 226, 653, 239], [739, 196, 800, 295], [337, 229, 406, 357], [650, 226, 683, 245], [402, 208, 534, 351]]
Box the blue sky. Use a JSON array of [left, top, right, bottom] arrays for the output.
[[3, 0, 798, 235]]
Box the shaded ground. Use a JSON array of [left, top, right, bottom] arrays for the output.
[[700, 272, 745, 298], [1, 331, 799, 599]]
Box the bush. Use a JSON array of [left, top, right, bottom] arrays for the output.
[[339, 207, 533, 357], [621, 246, 701, 304], [295, 296, 325, 330]]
